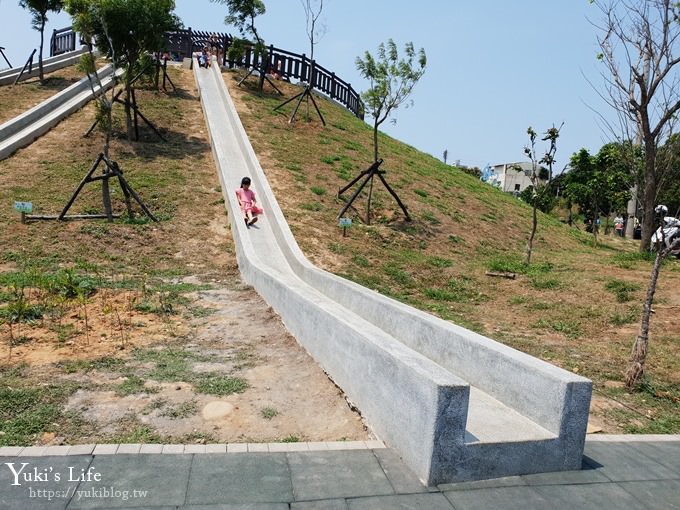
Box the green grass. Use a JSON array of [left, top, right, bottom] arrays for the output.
[[611, 251, 655, 269], [0, 368, 79, 446], [486, 255, 554, 276], [352, 255, 370, 267], [133, 348, 203, 382], [109, 424, 162, 443], [115, 375, 157, 396], [193, 374, 249, 396], [529, 276, 563, 290], [160, 399, 198, 419], [610, 307, 639, 326], [84, 356, 126, 371], [534, 318, 583, 338], [261, 406, 279, 420], [605, 279, 641, 303], [301, 202, 322, 211]]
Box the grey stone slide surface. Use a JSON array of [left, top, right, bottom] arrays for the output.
[[195, 61, 593, 485], [0, 47, 88, 86], [0, 64, 121, 161]]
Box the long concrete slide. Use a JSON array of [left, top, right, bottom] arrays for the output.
[[194, 62, 593, 485], [0, 64, 121, 161], [0, 47, 88, 86]]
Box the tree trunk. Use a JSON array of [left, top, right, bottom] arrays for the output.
[[125, 80, 133, 140], [525, 204, 537, 265], [625, 249, 664, 387], [373, 120, 379, 163], [38, 17, 45, 83], [639, 131, 657, 252]]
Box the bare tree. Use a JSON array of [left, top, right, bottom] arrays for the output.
[[592, 0, 680, 251], [625, 206, 680, 387], [300, 0, 326, 63]]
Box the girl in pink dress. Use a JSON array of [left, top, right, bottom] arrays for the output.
[[235, 176, 260, 227]]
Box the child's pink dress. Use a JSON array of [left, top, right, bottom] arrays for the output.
[[236, 188, 255, 213]]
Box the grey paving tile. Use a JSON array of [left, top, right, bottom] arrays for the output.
[[204, 444, 227, 454], [67, 445, 95, 456], [291, 499, 348, 509], [372, 448, 431, 494], [0, 447, 23, 456], [92, 444, 118, 455], [584, 441, 677, 481], [66, 453, 192, 509], [618, 479, 680, 510], [520, 464, 611, 486], [438, 475, 527, 491], [182, 504, 289, 509], [186, 453, 292, 505], [138, 444, 163, 454], [443, 486, 550, 510], [0, 455, 92, 510], [83, 507, 175, 510], [348, 492, 454, 509], [531, 483, 649, 510], [624, 441, 680, 475], [43, 446, 73, 456], [288, 450, 394, 501], [19, 446, 47, 456]]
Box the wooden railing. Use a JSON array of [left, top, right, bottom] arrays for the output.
[[50, 27, 77, 57], [165, 28, 363, 119]]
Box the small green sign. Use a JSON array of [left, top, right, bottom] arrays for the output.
[[339, 217, 352, 228], [14, 201, 33, 213]]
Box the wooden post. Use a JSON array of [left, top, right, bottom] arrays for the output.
[[59, 153, 104, 220], [102, 173, 113, 222], [50, 29, 57, 57], [131, 87, 139, 140]]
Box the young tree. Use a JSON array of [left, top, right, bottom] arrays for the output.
[[65, 0, 179, 140], [522, 125, 561, 265], [355, 39, 426, 163], [301, 0, 325, 63], [212, 0, 267, 90], [592, 0, 680, 251], [626, 205, 680, 387], [19, 0, 64, 82], [67, 0, 113, 155]]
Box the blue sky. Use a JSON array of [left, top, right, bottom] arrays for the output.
[[0, 0, 614, 170]]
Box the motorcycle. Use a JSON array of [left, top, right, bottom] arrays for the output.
[[650, 206, 680, 258]]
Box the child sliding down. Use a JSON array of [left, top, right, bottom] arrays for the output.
[[235, 176, 262, 227]]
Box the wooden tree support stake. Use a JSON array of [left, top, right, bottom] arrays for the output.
[[57, 152, 158, 223], [273, 83, 325, 125], [485, 272, 517, 280], [337, 159, 410, 225]]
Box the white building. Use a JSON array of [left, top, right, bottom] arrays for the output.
[[483, 162, 539, 195]]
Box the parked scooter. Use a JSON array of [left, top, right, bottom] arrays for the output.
[[650, 205, 680, 258]]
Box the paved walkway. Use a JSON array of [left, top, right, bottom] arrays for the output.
[[1, 437, 678, 509]]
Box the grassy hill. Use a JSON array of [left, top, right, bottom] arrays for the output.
[[0, 65, 678, 435]]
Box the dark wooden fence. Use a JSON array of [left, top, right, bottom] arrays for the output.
[[165, 28, 363, 119], [46, 26, 363, 118], [50, 27, 77, 57]]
